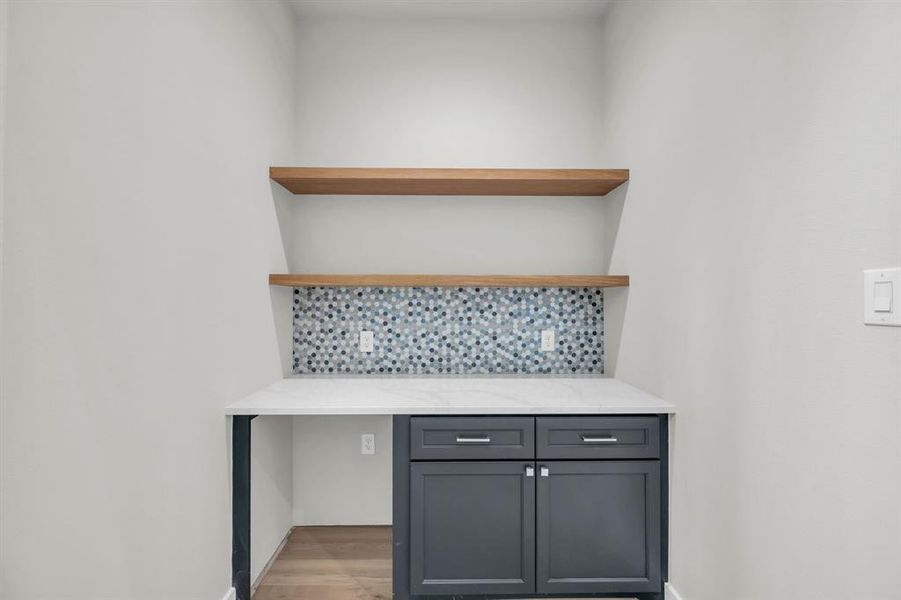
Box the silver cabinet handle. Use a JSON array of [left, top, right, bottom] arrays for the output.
[[525, 465, 535, 477], [580, 434, 618, 443], [456, 435, 491, 444], [540, 466, 549, 477]]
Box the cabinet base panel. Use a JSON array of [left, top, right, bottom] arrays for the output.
[[407, 594, 663, 599]]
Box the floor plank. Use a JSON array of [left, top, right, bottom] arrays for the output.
[[254, 526, 392, 600]]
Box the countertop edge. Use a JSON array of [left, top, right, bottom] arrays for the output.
[[224, 377, 676, 416]]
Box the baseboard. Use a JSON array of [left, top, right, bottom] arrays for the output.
[[666, 582, 685, 600], [220, 587, 236, 600], [251, 527, 294, 594], [292, 520, 392, 527]]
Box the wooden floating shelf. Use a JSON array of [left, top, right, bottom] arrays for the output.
[[270, 167, 629, 196], [269, 274, 630, 288]]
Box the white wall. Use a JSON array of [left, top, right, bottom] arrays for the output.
[[288, 3, 611, 525], [0, 0, 8, 404], [599, 2, 901, 599], [293, 416, 392, 525], [251, 416, 294, 584], [288, 6, 612, 276], [0, 2, 295, 599]]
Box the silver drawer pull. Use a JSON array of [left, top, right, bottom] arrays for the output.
[[540, 466, 550, 477], [525, 465, 535, 477], [580, 434, 618, 443], [456, 435, 491, 444]]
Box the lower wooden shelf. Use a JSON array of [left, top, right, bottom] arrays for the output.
[[268, 274, 630, 288], [269, 167, 630, 196]]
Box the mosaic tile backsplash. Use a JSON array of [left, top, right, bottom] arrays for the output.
[[292, 287, 604, 375]]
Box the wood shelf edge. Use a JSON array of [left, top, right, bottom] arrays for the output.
[[269, 167, 629, 196], [268, 274, 631, 288]]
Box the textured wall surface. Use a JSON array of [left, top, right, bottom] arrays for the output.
[[600, 2, 901, 599], [0, 2, 295, 598], [293, 287, 604, 375]]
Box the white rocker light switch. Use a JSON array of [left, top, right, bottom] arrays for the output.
[[864, 268, 901, 326], [873, 281, 892, 312]]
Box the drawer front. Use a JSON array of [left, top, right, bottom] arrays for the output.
[[410, 417, 535, 460], [537, 416, 659, 459]]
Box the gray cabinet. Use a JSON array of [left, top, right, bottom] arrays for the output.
[[409, 461, 535, 596], [394, 415, 668, 600], [536, 460, 661, 594]]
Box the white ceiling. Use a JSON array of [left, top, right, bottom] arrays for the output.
[[290, 0, 613, 20]]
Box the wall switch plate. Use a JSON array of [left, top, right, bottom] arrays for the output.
[[540, 329, 556, 352], [864, 268, 901, 326], [359, 330, 374, 352], [361, 433, 375, 455]]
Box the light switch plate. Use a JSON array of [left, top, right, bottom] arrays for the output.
[[864, 268, 901, 326]]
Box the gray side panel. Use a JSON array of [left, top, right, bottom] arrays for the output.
[[536, 416, 659, 459], [231, 416, 253, 600], [392, 415, 411, 600], [660, 414, 669, 585], [411, 416, 535, 460], [410, 461, 536, 596], [536, 460, 661, 594]]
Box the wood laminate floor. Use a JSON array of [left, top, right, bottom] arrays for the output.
[[254, 526, 638, 600], [253, 526, 392, 600]]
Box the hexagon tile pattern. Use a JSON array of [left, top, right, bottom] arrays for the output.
[[292, 287, 604, 375]]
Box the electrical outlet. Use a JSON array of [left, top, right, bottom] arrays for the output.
[[359, 330, 374, 353], [540, 329, 555, 352], [361, 433, 375, 455]]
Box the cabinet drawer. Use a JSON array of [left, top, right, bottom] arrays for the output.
[[536, 416, 659, 459], [410, 417, 535, 460]]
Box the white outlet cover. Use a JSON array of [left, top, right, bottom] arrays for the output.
[[361, 433, 375, 455], [359, 330, 375, 352], [540, 329, 556, 352], [864, 268, 901, 327]]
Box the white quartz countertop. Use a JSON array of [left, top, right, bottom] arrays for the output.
[[224, 377, 675, 416]]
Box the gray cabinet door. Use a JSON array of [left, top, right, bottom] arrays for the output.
[[536, 461, 661, 595], [410, 461, 535, 596]]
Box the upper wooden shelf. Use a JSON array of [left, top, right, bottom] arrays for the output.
[[269, 274, 630, 288], [270, 167, 629, 196]]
